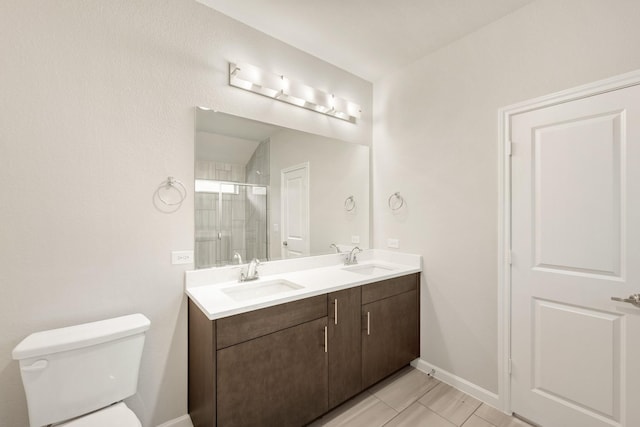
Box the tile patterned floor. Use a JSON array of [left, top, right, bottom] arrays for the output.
[[309, 367, 533, 427]]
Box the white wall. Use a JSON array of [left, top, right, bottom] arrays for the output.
[[270, 128, 370, 259], [373, 0, 640, 394], [0, 1, 371, 426]]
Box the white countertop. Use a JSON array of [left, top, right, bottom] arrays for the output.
[[185, 250, 422, 320]]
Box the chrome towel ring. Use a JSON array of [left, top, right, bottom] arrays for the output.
[[388, 192, 404, 210], [344, 195, 356, 212], [158, 177, 187, 206]]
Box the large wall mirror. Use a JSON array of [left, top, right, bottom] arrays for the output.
[[194, 107, 370, 269]]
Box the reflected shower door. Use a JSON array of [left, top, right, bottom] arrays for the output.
[[194, 188, 220, 269], [195, 180, 268, 268]]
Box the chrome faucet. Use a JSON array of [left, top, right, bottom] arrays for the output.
[[344, 247, 362, 265], [232, 251, 243, 265], [329, 243, 342, 253], [240, 258, 260, 282]]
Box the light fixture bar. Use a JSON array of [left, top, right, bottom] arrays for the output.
[[229, 62, 361, 123]]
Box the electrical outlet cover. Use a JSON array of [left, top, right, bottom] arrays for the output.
[[171, 250, 194, 265]]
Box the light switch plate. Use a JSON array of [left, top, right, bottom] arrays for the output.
[[387, 238, 399, 249], [171, 250, 194, 265]]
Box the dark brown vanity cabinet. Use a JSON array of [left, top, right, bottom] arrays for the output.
[[217, 316, 328, 427], [327, 287, 362, 409], [188, 273, 420, 427], [361, 274, 420, 389], [188, 295, 328, 427]]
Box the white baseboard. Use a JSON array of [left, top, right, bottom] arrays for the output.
[[411, 358, 501, 409], [156, 414, 193, 427]]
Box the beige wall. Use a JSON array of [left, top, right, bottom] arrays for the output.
[[373, 0, 640, 394], [0, 1, 371, 426]]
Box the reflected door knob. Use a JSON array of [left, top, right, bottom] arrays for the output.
[[282, 241, 288, 246]]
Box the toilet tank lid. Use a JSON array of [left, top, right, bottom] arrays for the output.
[[12, 314, 150, 360]]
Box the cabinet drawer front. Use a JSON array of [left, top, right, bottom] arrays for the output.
[[217, 295, 327, 349], [361, 273, 418, 305], [217, 317, 329, 427]]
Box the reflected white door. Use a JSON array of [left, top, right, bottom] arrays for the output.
[[281, 162, 310, 258], [511, 84, 640, 427]]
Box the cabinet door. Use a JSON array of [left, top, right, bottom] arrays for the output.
[[217, 317, 328, 427], [362, 290, 419, 389], [328, 287, 362, 409]]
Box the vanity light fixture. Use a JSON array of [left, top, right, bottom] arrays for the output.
[[229, 62, 362, 123]]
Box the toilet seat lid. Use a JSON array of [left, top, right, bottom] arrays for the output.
[[57, 402, 141, 427]]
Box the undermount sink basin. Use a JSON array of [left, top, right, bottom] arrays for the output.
[[221, 279, 304, 302], [342, 263, 396, 275]]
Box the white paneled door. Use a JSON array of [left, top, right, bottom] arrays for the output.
[[281, 162, 310, 259], [510, 84, 640, 427]]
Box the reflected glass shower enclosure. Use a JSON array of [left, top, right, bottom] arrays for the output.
[[195, 179, 268, 269]]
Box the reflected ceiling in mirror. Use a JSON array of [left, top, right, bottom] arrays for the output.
[[195, 108, 370, 269]]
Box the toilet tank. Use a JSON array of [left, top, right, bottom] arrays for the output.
[[12, 314, 150, 427]]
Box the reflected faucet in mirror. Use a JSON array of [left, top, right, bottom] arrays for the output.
[[330, 243, 342, 253]]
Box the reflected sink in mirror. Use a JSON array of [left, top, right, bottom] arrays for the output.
[[342, 264, 396, 275], [221, 279, 304, 302]]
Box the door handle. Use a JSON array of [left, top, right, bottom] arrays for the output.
[[611, 293, 640, 308], [367, 311, 370, 335], [282, 241, 288, 246], [334, 299, 338, 325]]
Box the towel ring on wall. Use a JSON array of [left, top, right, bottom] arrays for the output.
[[388, 192, 404, 211], [344, 195, 356, 212], [158, 177, 187, 206]]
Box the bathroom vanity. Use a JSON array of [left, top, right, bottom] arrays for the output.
[[186, 251, 421, 427]]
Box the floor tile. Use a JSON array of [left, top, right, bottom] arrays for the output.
[[462, 414, 495, 427], [474, 404, 533, 427], [418, 383, 482, 426], [369, 367, 440, 412], [307, 392, 397, 427], [384, 402, 456, 427]]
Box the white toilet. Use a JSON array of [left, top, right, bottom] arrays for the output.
[[12, 313, 150, 427]]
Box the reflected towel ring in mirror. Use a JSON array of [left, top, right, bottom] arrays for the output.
[[388, 192, 404, 210], [344, 195, 356, 212], [158, 177, 187, 206]]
